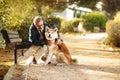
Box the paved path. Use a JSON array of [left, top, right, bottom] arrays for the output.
[[4, 33, 120, 80]]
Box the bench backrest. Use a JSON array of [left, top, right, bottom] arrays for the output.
[[1, 29, 20, 44]]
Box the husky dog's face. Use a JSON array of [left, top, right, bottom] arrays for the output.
[[45, 26, 58, 40]]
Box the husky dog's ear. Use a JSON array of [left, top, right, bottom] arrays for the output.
[[46, 26, 49, 32]]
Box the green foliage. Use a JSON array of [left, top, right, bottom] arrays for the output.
[[18, 20, 31, 39], [60, 18, 67, 33], [81, 12, 108, 32], [44, 16, 62, 30], [114, 12, 120, 22], [34, 0, 67, 15], [105, 12, 120, 47], [106, 21, 120, 47], [62, 18, 82, 33], [1, 0, 38, 30], [0, 32, 5, 48], [72, 19, 82, 28], [0, 0, 39, 39]]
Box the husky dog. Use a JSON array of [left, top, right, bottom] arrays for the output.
[[44, 27, 77, 65]]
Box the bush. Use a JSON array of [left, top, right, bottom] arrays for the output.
[[17, 16, 35, 40], [0, 32, 5, 48], [81, 12, 108, 32], [105, 11, 120, 47], [44, 16, 62, 30], [64, 18, 83, 32], [60, 18, 68, 33], [106, 20, 120, 47], [114, 12, 120, 22]]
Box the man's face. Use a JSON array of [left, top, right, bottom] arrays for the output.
[[36, 20, 43, 30]]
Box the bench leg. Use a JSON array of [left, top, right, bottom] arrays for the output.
[[22, 48, 24, 56], [14, 48, 17, 64]]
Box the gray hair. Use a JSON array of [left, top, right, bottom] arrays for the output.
[[33, 16, 43, 24]]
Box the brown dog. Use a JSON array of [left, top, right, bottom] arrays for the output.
[[42, 27, 77, 65]]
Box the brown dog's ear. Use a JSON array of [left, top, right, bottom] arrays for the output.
[[46, 26, 49, 32], [54, 27, 58, 32]]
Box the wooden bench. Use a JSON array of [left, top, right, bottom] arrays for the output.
[[0, 29, 31, 64]]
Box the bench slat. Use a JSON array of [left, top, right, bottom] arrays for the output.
[[10, 38, 20, 43], [7, 31, 18, 34], [8, 35, 19, 39], [7, 30, 20, 43]]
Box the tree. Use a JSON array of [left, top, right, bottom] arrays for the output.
[[33, 0, 67, 18], [33, 0, 101, 17], [0, 0, 38, 30], [76, 0, 100, 9], [102, 0, 120, 19]]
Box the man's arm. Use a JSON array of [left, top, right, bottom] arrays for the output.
[[30, 26, 45, 47]]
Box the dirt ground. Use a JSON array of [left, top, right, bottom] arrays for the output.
[[1, 33, 120, 80], [0, 49, 14, 80], [0, 48, 26, 80]]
